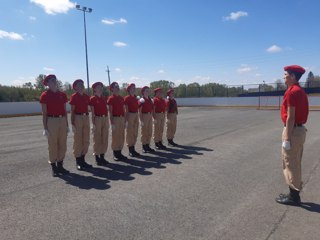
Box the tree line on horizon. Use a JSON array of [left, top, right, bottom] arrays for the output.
[[0, 72, 319, 102]]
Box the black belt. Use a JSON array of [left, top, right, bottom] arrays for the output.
[[142, 112, 152, 114], [95, 114, 107, 117], [129, 111, 138, 113], [75, 113, 89, 116], [155, 112, 165, 113], [48, 115, 65, 118], [113, 115, 124, 117], [284, 124, 303, 127]]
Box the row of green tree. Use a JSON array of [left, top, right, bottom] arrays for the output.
[[1, 72, 320, 102]]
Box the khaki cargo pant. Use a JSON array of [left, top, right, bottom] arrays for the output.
[[73, 115, 90, 158], [154, 112, 165, 143], [126, 112, 139, 147], [93, 116, 109, 155], [47, 117, 67, 163], [166, 113, 177, 140], [111, 116, 125, 151], [281, 126, 307, 191], [140, 113, 153, 145]]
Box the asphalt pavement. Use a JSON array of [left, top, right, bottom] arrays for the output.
[[0, 107, 320, 240]]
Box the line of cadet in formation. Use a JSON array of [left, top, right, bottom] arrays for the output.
[[39, 74, 178, 177]]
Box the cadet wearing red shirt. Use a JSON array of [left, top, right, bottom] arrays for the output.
[[89, 82, 110, 166], [69, 79, 92, 170], [276, 65, 309, 206], [153, 88, 167, 149], [124, 83, 141, 157], [139, 86, 155, 153], [107, 82, 127, 161], [166, 89, 178, 146], [39, 74, 70, 177]]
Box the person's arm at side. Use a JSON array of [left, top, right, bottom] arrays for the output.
[[42, 104, 48, 130], [284, 106, 295, 141], [109, 105, 114, 125], [71, 105, 75, 126]]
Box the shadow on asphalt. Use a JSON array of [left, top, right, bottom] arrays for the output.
[[300, 202, 320, 213], [58, 144, 212, 190], [58, 173, 110, 190]]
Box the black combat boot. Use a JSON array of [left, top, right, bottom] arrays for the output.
[[81, 155, 92, 169], [99, 154, 109, 165], [155, 142, 161, 150], [118, 151, 128, 160], [146, 144, 155, 152], [113, 151, 121, 161], [76, 157, 85, 171], [57, 161, 70, 175], [51, 163, 59, 177], [132, 146, 141, 157], [129, 146, 140, 157], [142, 145, 149, 153], [159, 141, 167, 149], [168, 139, 177, 146], [275, 187, 301, 206]]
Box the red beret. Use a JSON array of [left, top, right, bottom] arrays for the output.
[[141, 86, 149, 94], [284, 65, 305, 74], [92, 82, 103, 89], [154, 88, 162, 93], [126, 83, 136, 92], [43, 74, 56, 86], [167, 89, 174, 96], [109, 82, 119, 91], [72, 79, 84, 90]]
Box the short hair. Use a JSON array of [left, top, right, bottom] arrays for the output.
[[287, 70, 303, 81]]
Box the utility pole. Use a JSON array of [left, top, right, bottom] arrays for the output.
[[106, 66, 111, 86]]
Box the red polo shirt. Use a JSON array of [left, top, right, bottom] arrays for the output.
[[107, 94, 125, 116], [139, 97, 153, 113], [124, 95, 139, 113], [69, 92, 90, 114], [281, 83, 309, 124], [153, 96, 166, 113], [89, 95, 108, 116], [166, 98, 178, 113], [40, 90, 68, 116]]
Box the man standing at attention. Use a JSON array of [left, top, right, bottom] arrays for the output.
[[69, 79, 92, 171], [276, 65, 309, 206], [124, 83, 141, 157], [40, 75, 70, 177], [166, 89, 178, 146], [107, 82, 127, 161], [153, 88, 167, 150]]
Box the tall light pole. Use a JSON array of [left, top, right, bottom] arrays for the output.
[[76, 4, 92, 93], [106, 66, 111, 86]]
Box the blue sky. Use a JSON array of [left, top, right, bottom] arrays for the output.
[[1, 0, 319, 88]]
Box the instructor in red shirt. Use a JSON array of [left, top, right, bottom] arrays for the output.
[[276, 65, 309, 206]]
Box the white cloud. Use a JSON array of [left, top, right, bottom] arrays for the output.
[[114, 68, 121, 72], [30, 0, 75, 15], [237, 64, 252, 73], [102, 18, 127, 25], [43, 67, 55, 71], [266, 45, 282, 53], [158, 70, 165, 74], [223, 11, 248, 21], [255, 73, 262, 77], [0, 30, 24, 40], [29, 16, 37, 21], [130, 76, 139, 81], [113, 41, 127, 47]]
